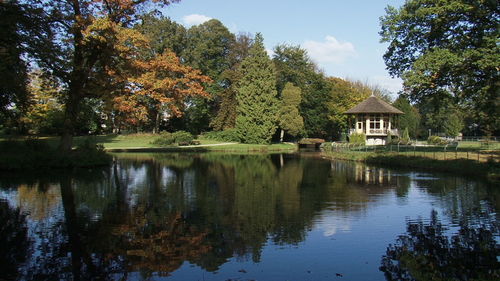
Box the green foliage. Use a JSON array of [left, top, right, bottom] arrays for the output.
[[380, 0, 500, 135], [273, 44, 332, 138], [401, 127, 410, 144], [427, 135, 448, 145], [210, 34, 254, 132], [326, 77, 371, 138], [152, 131, 194, 146], [419, 97, 464, 137], [278, 83, 304, 137], [443, 113, 463, 137], [202, 129, 240, 142], [393, 96, 420, 138], [349, 133, 366, 144], [136, 12, 187, 56], [0, 0, 29, 115], [183, 19, 235, 78], [235, 33, 278, 144]]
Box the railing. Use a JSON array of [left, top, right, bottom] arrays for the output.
[[324, 142, 499, 163], [349, 129, 399, 136]]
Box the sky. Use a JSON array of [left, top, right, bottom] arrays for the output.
[[160, 0, 406, 94]]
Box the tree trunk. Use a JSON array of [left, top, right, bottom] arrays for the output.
[[153, 111, 160, 134], [59, 0, 85, 153], [280, 129, 285, 142]]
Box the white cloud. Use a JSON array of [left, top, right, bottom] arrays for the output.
[[303, 36, 357, 64], [182, 14, 212, 26]]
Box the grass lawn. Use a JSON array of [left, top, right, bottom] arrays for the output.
[[0, 134, 297, 152]]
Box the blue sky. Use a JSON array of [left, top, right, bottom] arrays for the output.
[[161, 0, 406, 94]]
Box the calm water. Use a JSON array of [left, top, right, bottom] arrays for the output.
[[1, 153, 498, 281]]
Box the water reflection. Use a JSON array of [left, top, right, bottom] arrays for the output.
[[0, 153, 497, 280], [0, 200, 29, 280], [381, 210, 500, 281]]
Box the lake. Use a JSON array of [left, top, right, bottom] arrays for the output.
[[1, 152, 498, 281]]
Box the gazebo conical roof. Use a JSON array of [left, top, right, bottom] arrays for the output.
[[345, 95, 403, 114]]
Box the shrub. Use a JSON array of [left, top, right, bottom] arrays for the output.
[[400, 128, 411, 144], [152, 131, 194, 146], [202, 129, 240, 142], [349, 133, 366, 144], [172, 131, 194, 144], [152, 132, 175, 146], [427, 135, 448, 145]]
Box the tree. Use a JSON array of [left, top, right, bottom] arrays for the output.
[[21, 70, 64, 134], [174, 19, 236, 133], [211, 33, 254, 131], [135, 12, 187, 57], [393, 96, 420, 138], [21, 0, 181, 152], [0, 0, 30, 127], [235, 33, 278, 144], [380, 0, 500, 135], [113, 51, 211, 132], [273, 44, 332, 138], [326, 77, 370, 139], [278, 83, 304, 141], [418, 95, 463, 137]]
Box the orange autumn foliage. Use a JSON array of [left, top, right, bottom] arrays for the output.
[[81, 15, 211, 128], [131, 51, 211, 115]]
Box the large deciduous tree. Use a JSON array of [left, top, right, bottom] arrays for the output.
[[21, 0, 181, 152], [380, 0, 500, 135], [0, 0, 30, 123], [179, 19, 235, 133], [326, 77, 370, 139], [273, 44, 332, 138], [235, 33, 278, 144], [114, 51, 211, 133]]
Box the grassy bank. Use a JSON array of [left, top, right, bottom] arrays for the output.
[[0, 134, 297, 152], [0, 134, 297, 170], [0, 139, 111, 170], [323, 150, 500, 181]]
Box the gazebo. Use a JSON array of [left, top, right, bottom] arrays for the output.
[[345, 95, 404, 145]]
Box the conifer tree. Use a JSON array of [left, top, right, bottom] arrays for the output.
[[235, 33, 278, 144]]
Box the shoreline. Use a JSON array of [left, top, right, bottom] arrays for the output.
[[321, 151, 499, 182]]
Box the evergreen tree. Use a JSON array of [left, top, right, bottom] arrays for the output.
[[278, 83, 304, 141], [235, 33, 278, 144]]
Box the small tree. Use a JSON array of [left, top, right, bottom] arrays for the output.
[[278, 83, 304, 141], [401, 127, 410, 144]]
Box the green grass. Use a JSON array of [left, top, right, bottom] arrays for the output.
[[0, 134, 297, 152], [323, 149, 500, 181]]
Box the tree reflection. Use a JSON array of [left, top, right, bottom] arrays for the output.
[[380, 210, 500, 281], [0, 200, 29, 280]]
